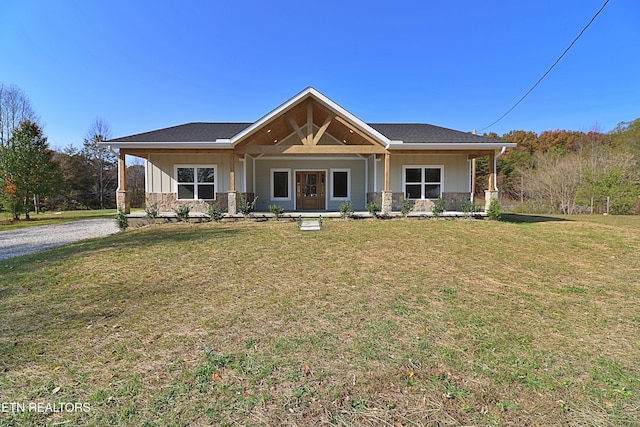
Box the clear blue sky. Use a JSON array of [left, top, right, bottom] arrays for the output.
[[1, 0, 638, 149]]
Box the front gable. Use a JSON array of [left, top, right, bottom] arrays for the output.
[[232, 87, 390, 155]]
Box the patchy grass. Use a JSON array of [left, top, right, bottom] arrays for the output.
[[0, 209, 119, 231], [1, 215, 639, 426]]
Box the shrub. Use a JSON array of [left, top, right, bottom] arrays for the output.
[[461, 200, 480, 217], [145, 203, 159, 220], [269, 204, 285, 220], [339, 200, 354, 219], [401, 199, 413, 217], [366, 202, 381, 216], [432, 197, 445, 217], [207, 201, 224, 222], [115, 209, 128, 230], [175, 204, 191, 222], [238, 195, 257, 218], [487, 198, 501, 221]]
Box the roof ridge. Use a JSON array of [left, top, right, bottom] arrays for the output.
[[185, 121, 253, 124]]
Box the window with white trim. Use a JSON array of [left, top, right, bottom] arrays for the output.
[[330, 168, 350, 200], [271, 168, 291, 200], [403, 166, 442, 199], [175, 165, 216, 200]]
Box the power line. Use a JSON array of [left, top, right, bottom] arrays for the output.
[[479, 0, 611, 132]]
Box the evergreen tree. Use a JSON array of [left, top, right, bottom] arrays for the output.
[[0, 120, 62, 219]]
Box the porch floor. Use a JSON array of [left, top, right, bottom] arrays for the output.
[[125, 211, 487, 220]]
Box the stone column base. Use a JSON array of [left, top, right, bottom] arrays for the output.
[[117, 190, 130, 214], [227, 191, 237, 215], [484, 190, 498, 211], [381, 190, 393, 215]]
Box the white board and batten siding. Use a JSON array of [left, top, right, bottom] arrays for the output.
[[146, 153, 246, 195], [374, 154, 472, 194]]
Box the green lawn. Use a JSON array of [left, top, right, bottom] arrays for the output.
[[1, 215, 639, 426], [0, 209, 117, 231]]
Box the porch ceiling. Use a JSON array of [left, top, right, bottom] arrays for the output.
[[234, 97, 388, 153]]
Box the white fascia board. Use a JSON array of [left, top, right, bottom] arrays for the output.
[[229, 88, 310, 143], [387, 142, 517, 150], [96, 141, 234, 149], [230, 87, 390, 147], [307, 88, 390, 146]]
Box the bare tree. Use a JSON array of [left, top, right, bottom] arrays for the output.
[[519, 141, 639, 215], [0, 83, 38, 146], [521, 152, 583, 214], [82, 117, 117, 209]]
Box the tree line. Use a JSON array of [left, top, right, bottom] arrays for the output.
[[474, 123, 640, 215], [0, 84, 144, 220]]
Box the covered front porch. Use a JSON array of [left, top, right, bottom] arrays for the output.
[[114, 147, 499, 217]]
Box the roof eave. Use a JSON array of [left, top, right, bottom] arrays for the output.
[[388, 142, 517, 150], [97, 140, 234, 149]]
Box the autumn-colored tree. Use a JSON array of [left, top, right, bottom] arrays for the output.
[[584, 130, 609, 147], [537, 130, 585, 153], [0, 120, 63, 219], [501, 130, 539, 154]]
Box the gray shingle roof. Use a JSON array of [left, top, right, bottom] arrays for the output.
[[109, 122, 251, 142], [369, 123, 498, 143], [109, 122, 500, 144]]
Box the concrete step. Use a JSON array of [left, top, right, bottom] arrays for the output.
[[300, 220, 321, 231]]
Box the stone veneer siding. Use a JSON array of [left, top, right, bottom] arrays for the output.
[[116, 190, 130, 214], [146, 192, 254, 213], [442, 192, 472, 211], [367, 192, 471, 212]]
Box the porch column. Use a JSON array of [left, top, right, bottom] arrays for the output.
[[117, 151, 130, 214], [381, 152, 393, 214], [471, 158, 477, 203], [229, 154, 236, 192], [485, 151, 498, 211], [227, 154, 237, 215]]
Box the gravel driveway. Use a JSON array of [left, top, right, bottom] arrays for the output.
[[0, 219, 119, 261]]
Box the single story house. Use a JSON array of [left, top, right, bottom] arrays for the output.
[[102, 87, 515, 215]]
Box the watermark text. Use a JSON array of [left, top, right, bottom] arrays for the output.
[[1, 401, 90, 414]]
